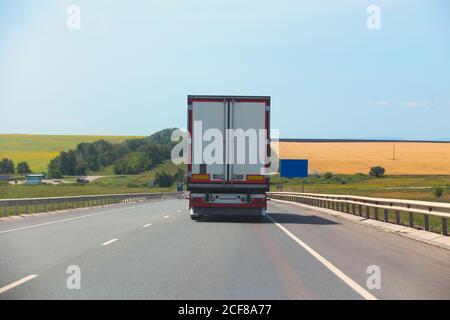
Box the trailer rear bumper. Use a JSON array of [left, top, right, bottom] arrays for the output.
[[190, 206, 266, 218], [187, 183, 269, 193]]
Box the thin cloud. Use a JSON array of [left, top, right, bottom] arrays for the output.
[[401, 101, 431, 108], [368, 101, 390, 106]]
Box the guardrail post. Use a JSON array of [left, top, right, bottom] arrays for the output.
[[15, 204, 19, 215], [25, 202, 29, 214], [384, 209, 389, 222], [374, 207, 378, 220], [424, 214, 429, 231], [358, 204, 362, 216], [442, 218, 448, 236], [352, 203, 355, 215], [395, 210, 400, 224], [408, 213, 414, 228], [365, 206, 370, 219], [3, 205, 7, 217]]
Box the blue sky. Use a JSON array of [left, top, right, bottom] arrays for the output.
[[0, 0, 449, 139]]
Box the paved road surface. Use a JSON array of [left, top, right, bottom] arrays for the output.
[[0, 198, 449, 299]]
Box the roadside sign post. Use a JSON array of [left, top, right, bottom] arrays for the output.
[[280, 159, 308, 193]]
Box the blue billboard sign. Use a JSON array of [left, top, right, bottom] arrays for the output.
[[280, 159, 308, 178]]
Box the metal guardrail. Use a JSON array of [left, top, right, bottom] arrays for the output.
[[267, 192, 450, 236], [0, 192, 183, 217]]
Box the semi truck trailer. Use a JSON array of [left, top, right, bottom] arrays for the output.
[[187, 95, 271, 220]]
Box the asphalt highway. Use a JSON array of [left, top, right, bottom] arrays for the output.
[[0, 198, 449, 299]]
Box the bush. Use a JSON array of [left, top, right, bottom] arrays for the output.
[[432, 187, 443, 198], [127, 183, 141, 188], [173, 167, 185, 183], [324, 172, 333, 179], [369, 166, 385, 178], [154, 171, 175, 187], [340, 179, 347, 185]]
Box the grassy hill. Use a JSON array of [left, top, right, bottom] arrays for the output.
[[0, 134, 144, 172]]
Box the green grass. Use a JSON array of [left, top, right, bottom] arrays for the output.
[[0, 160, 179, 199], [0, 134, 144, 173], [92, 160, 180, 187], [271, 174, 450, 203]]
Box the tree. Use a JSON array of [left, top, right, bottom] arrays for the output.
[[59, 150, 77, 175], [17, 161, 32, 174], [173, 167, 185, 183], [0, 158, 15, 174], [47, 128, 178, 176], [154, 171, 175, 187], [47, 158, 63, 178], [113, 152, 151, 175], [74, 162, 88, 176], [369, 166, 385, 178]]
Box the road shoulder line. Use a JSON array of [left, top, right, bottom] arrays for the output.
[[0, 201, 160, 235], [271, 199, 450, 251], [0, 275, 38, 294], [266, 214, 377, 300]]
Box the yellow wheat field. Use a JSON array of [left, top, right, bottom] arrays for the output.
[[0, 134, 143, 173], [273, 142, 450, 175]]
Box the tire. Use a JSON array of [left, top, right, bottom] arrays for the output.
[[190, 215, 200, 220]]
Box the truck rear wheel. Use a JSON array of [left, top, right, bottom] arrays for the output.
[[190, 208, 201, 221]]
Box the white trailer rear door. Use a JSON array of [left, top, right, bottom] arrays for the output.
[[191, 100, 227, 181], [228, 100, 267, 181]]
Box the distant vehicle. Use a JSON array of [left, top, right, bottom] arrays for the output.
[[76, 177, 90, 184], [187, 95, 270, 220]]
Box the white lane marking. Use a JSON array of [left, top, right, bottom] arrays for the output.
[[266, 214, 378, 300], [101, 238, 118, 246], [143, 223, 152, 228], [0, 274, 38, 294], [164, 215, 170, 219], [0, 202, 153, 235]]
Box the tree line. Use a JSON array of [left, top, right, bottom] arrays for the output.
[[47, 128, 177, 178], [0, 158, 32, 174]]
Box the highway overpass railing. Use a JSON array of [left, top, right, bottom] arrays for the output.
[[0, 192, 183, 217], [267, 192, 450, 236]]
